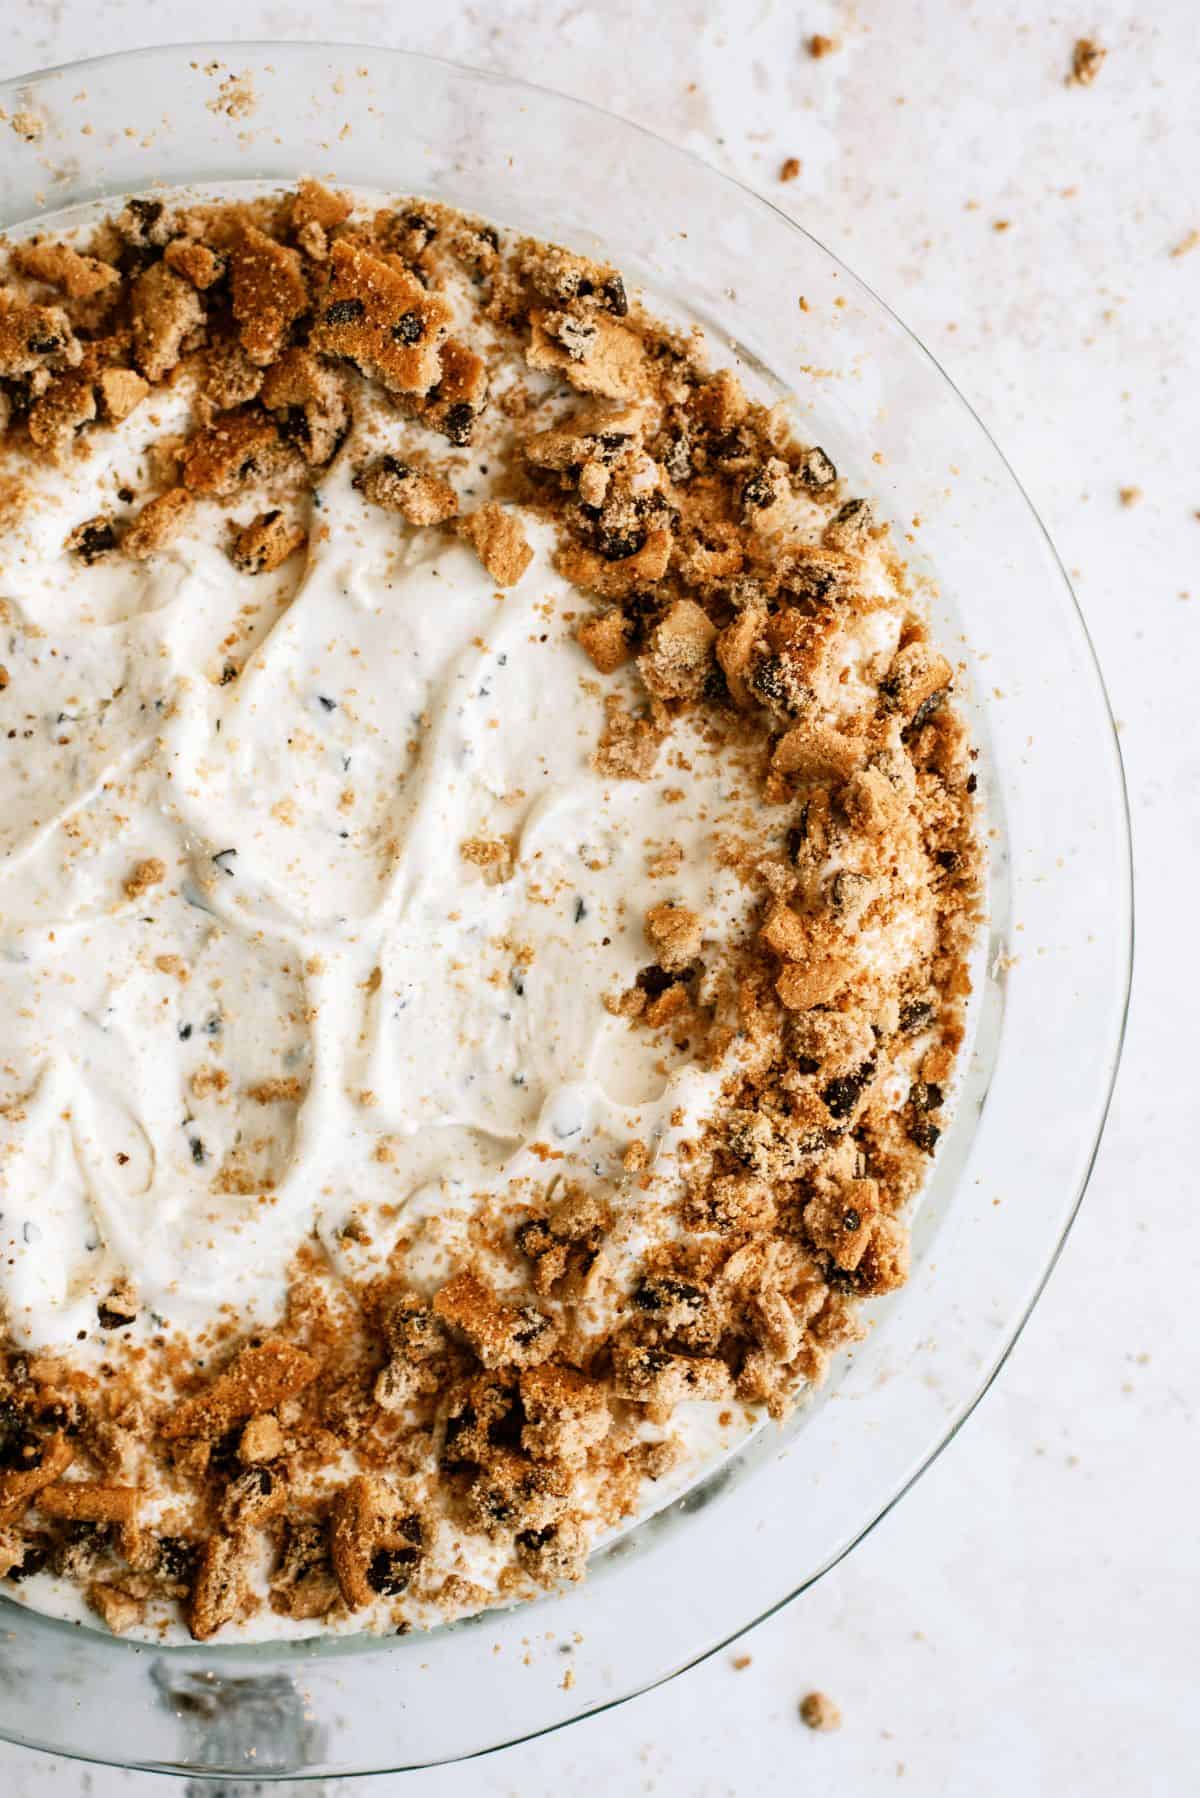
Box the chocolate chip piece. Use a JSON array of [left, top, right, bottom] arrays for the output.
[[486, 1391, 525, 1452], [324, 297, 365, 326], [366, 1546, 419, 1596], [966, 772, 978, 794], [632, 1276, 705, 1314], [159, 1536, 198, 1581], [391, 310, 425, 344], [70, 519, 118, 564], [512, 1309, 552, 1348], [117, 241, 157, 278], [127, 197, 164, 234], [904, 688, 947, 738], [702, 664, 731, 706], [277, 405, 310, 449], [599, 527, 645, 562], [26, 333, 63, 355], [899, 998, 935, 1034], [97, 1301, 135, 1330], [798, 445, 838, 489], [602, 276, 628, 316], [0, 1400, 39, 1471], [822, 1059, 875, 1121], [842, 1209, 861, 1232], [741, 470, 775, 510], [442, 1402, 477, 1456], [749, 656, 789, 708], [635, 963, 676, 999], [442, 402, 475, 446], [910, 1118, 941, 1154], [912, 1081, 944, 1113], [5, 1543, 49, 1583]]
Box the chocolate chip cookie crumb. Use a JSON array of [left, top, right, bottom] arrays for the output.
[[800, 1691, 842, 1732], [229, 509, 307, 574], [1068, 38, 1106, 86]]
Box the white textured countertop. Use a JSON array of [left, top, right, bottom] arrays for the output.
[[3, 3, 1196, 1793]]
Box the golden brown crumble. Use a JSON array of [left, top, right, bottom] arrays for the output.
[[0, 184, 979, 1643], [800, 1690, 842, 1732], [458, 501, 534, 586], [122, 857, 166, 899], [1068, 38, 1106, 87]]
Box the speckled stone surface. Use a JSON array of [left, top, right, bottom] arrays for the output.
[[1, 4, 1195, 1793]]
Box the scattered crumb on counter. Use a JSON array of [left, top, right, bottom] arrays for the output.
[[1068, 38, 1106, 86], [800, 1691, 842, 1732]]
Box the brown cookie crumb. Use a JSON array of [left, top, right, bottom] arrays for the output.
[[244, 1075, 306, 1104], [458, 502, 534, 586], [38, 1481, 139, 1525], [291, 179, 353, 234], [527, 311, 649, 401], [1068, 38, 1106, 86], [576, 608, 633, 673], [433, 1271, 557, 1369], [229, 509, 307, 575], [779, 157, 802, 183], [228, 225, 309, 367], [311, 237, 452, 394], [161, 1338, 319, 1441], [0, 300, 81, 378], [800, 1691, 841, 1732], [238, 1414, 284, 1464], [645, 901, 703, 971], [0, 1434, 74, 1525], [163, 237, 225, 289], [130, 263, 205, 383], [355, 455, 458, 526], [179, 409, 287, 497], [123, 488, 193, 559], [27, 372, 96, 458], [188, 1532, 253, 1640], [15, 240, 120, 300], [259, 348, 349, 466], [97, 367, 149, 423], [330, 1475, 423, 1609], [123, 857, 166, 899], [592, 694, 662, 781], [808, 34, 839, 58]]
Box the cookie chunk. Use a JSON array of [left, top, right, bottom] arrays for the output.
[[311, 238, 452, 393]]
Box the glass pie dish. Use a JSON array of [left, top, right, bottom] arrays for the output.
[[0, 42, 1131, 1778]]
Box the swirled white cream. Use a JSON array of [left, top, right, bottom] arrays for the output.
[[0, 390, 796, 1357], [0, 194, 950, 1645]]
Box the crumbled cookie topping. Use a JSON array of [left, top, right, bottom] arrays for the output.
[[0, 183, 979, 1644]]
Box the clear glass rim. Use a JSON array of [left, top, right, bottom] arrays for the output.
[[0, 40, 1133, 1781]]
